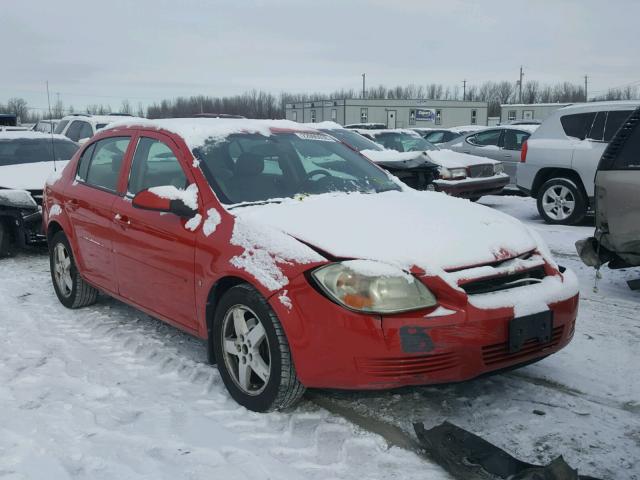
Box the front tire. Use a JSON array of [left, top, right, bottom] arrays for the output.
[[49, 231, 98, 308], [537, 177, 587, 225], [213, 284, 305, 412]]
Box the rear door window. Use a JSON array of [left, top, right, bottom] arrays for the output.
[[468, 129, 501, 146], [84, 137, 131, 192], [560, 112, 596, 140], [77, 121, 93, 140], [604, 110, 633, 142], [65, 121, 83, 142], [502, 129, 530, 151]]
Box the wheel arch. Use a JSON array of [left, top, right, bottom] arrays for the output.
[[531, 168, 588, 201]]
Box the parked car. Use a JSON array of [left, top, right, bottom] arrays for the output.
[[440, 125, 537, 186], [32, 119, 61, 134], [0, 131, 78, 256], [506, 120, 542, 126], [413, 128, 462, 145], [357, 128, 509, 199], [54, 113, 139, 144], [0, 114, 18, 127], [517, 101, 639, 225], [43, 118, 579, 412], [311, 122, 439, 191], [576, 106, 640, 285], [344, 122, 387, 130]]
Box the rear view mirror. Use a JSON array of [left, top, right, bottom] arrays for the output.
[[132, 187, 198, 218]]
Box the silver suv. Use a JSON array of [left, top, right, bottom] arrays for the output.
[[517, 101, 639, 225]]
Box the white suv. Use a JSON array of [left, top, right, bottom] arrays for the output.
[[54, 113, 138, 144], [517, 101, 639, 224]]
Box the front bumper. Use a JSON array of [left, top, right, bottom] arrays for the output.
[[273, 271, 579, 390], [434, 174, 509, 198]]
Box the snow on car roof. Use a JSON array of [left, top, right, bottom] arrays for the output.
[[448, 125, 488, 133], [104, 118, 309, 150], [60, 114, 145, 126], [501, 124, 539, 133], [553, 100, 640, 113], [0, 131, 70, 141], [300, 121, 343, 130], [355, 128, 422, 137]]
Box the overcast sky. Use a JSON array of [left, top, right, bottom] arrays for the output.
[[2, 0, 639, 114]]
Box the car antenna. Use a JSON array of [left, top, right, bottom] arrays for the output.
[[46, 80, 57, 172]]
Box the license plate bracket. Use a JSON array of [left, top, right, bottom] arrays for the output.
[[509, 311, 553, 353]]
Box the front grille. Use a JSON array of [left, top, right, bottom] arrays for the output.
[[460, 266, 546, 295], [356, 352, 460, 378], [482, 325, 564, 366], [28, 189, 43, 206], [388, 168, 437, 190], [467, 164, 494, 178]]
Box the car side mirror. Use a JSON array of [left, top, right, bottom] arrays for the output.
[[132, 188, 198, 218]]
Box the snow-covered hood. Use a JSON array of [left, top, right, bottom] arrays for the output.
[[231, 190, 541, 273], [0, 161, 69, 190], [426, 149, 498, 169]]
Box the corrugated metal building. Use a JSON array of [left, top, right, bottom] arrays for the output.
[[285, 99, 489, 128], [500, 103, 573, 123]]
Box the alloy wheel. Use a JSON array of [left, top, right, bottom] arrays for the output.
[[541, 185, 575, 221], [221, 305, 271, 396], [53, 243, 73, 298]]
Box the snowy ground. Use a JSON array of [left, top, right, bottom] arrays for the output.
[[1, 194, 638, 479]]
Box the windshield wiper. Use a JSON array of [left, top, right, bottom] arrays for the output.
[[228, 199, 284, 210]]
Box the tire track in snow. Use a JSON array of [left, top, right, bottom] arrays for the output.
[[0, 253, 448, 480]]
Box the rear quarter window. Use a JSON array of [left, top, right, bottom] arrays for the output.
[[560, 112, 596, 140]]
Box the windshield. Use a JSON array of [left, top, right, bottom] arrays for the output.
[[373, 132, 438, 153], [193, 132, 400, 205], [321, 128, 384, 152], [0, 138, 79, 166]]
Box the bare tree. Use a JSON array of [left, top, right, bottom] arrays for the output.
[[7, 98, 29, 123], [121, 99, 132, 115]]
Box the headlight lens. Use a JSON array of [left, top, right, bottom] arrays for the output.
[[312, 261, 437, 314], [440, 167, 467, 180], [494, 162, 504, 174]]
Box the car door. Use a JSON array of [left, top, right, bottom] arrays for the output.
[[111, 132, 198, 331], [501, 129, 531, 184], [460, 129, 503, 160], [65, 136, 133, 293], [596, 110, 640, 256]]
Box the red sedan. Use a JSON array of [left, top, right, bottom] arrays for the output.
[[43, 119, 579, 412]]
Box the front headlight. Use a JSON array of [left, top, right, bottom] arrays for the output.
[[439, 167, 467, 180], [312, 261, 437, 314], [494, 162, 504, 175]]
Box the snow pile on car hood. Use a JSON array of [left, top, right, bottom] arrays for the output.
[[231, 190, 542, 275], [360, 149, 426, 164], [105, 118, 303, 150], [426, 149, 498, 168], [0, 161, 69, 190]]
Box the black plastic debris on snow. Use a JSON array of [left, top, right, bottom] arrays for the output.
[[413, 421, 602, 480]]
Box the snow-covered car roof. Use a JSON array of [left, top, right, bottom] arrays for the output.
[[300, 121, 343, 130], [60, 114, 144, 127], [104, 118, 312, 150], [448, 125, 489, 134], [501, 124, 539, 133], [0, 131, 69, 141], [354, 128, 423, 137], [555, 100, 640, 114]]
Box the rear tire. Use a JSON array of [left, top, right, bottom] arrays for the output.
[[536, 177, 587, 225], [213, 284, 305, 412], [49, 231, 98, 308]]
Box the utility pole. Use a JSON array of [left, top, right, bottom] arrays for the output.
[[518, 66, 524, 103], [362, 73, 366, 99], [462, 79, 467, 101], [584, 75, 588, 101]]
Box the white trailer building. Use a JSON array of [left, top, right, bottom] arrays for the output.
[[285, 98, 489, 129], [500, 103, 573, 123]]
